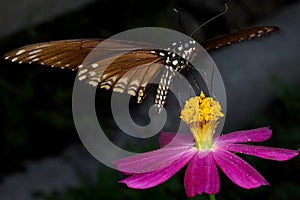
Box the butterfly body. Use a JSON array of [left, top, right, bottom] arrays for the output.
[[4, 26, 278, 111], [150, 40, 198, 111]]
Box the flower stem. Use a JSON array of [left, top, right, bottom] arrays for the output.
[[209, 194, 215, 200]]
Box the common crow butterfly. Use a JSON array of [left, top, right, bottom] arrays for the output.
[[4, 26, 278, 112]]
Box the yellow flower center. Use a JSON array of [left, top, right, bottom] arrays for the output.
[[180, 92, 224, 150]]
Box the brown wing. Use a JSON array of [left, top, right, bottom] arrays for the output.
[[78, 49, 163, 98], [3, 26, 279, 102], [4, 39, 103, 70], [201, 26, 279, 51], [4, 39, 164, 102], [3, 39, 158, 69]]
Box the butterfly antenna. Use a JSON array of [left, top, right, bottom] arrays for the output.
[[190, 4, 229, 38], [173, 8, 187, 34]]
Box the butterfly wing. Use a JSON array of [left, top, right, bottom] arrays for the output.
[[4, 39, 165, 102], [79, 49, 163, 98], [201, 26, 279, 51], [4, 39, 104, 70], [3, 26, 279, 104]]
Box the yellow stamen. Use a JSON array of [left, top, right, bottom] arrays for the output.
[[180, 92, 224, 150]]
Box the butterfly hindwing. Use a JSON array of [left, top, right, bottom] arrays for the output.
[[78, 49, 163, 102]]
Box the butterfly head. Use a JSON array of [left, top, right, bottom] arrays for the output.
[[153, 39, 198, 72], [169, 39, 197, 60]]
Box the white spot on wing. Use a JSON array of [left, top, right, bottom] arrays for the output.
[[79, 69, 88, 75], [29, 49, 42, 55], [258, 30, 264, 34], [91, 63, 98, 68], [113, 88, 124, 93], [79, 75, 86, 81], [89, 71, 96, 76], [12, 57, 18, 62], [100, 85, 111, 90], [91, 77, 100, 82], [128, 86, 138, 91], [89, 81, 98, 86], [28, 55, 37, 60], [127, 90, 136, 96], [249, 33, 256, 38], [16, 49, 26, 55]]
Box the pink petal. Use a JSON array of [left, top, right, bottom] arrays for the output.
[[114, 146, 194, 173], [217, 127, 272, 144], [184, 153, 220, 197], [119, 151, 194, 189], [224, 143, 299, 161], [213, 150, 269, 189], [159, 132, 194, 148]]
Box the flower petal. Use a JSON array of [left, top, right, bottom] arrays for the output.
[[224, 143, 299, 161], [159, 132, 194, 148], [213, 150, 269, 189], [184, 153, 220, 197], [114, 146, 194, 173], [217, 127, 272, 143], [119, 151, 194, 189]]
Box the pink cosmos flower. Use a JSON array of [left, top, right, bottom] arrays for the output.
[[114, 92, 298, 197]]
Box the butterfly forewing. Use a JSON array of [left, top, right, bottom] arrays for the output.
[[201, 26, 278, 51], [4, 39, 158, 69], [4, 39, 104, 70]]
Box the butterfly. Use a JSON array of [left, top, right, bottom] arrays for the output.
[[4, 26, 278, 112]]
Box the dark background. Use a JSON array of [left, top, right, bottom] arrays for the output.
[[0, 0, 299, 199]]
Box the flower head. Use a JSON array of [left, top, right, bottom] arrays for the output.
[[180, 91, 224, 149], [114, 93, 299, 197]]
